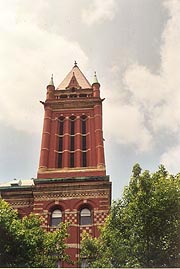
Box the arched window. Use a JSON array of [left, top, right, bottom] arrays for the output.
[[58, 117, 64, 168], [70, 116, 76, 168], [81, 115, 87, 167], [80, 208, 92, 225], [50, 209, 62, 226]]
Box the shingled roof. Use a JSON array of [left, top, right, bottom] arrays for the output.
[[57, 63, 92, 90]]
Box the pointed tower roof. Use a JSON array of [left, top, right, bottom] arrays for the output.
[[57, 62, 91, 90]]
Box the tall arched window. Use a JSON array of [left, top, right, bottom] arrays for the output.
[[50, 209, 62, 226], [81, 115, 87, 167], [80, 208, 92, 225], [58, 117, 64, 168], [70, 116, 76, 168]]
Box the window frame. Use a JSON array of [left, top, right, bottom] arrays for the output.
[[50, 208, 63, 227], [80, 207, 92, 226]]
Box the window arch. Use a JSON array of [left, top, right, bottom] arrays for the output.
[[80, 208, 92, 225], [50, 209, 62, 226]]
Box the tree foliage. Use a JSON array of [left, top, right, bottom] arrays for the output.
[[0, 199, 70, 267], [80, 164, 180, 267]]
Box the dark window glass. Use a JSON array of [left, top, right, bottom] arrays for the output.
[[70, 116, 75, 167], [70, 136, 75, 151], [50, 209, 62, 226], [70, 153, 74, 168], [58, 118, 64, 168], [82, 152, 86, 167], [58, 153, 62, 168], [80, 208, 92, 225], [60, 95, 67, 98], [70, 120, 75, 135], [82, 136, 86, 151], [79, 94, 87, 98], [59, 121, 64, 135], [81, 116, 87, 167], [81, 120, 86, 134], [58, 137, 63, 151], [69, 94, 77, 98]]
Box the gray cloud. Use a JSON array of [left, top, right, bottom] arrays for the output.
[[82, 0, 117, 26], [119, 0, 180, 173], [0, 2, 88, 133]]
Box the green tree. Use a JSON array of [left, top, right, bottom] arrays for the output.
[[0, 199, 70, 267], [80, 164, 180, 267], [42, 222, 71, 267]]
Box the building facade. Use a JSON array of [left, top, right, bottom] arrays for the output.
[[0, 63, 111, 267]]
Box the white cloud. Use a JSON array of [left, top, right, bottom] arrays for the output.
[[160, 144, 180, 174], [82, 0, 116, 26], [0, 2, 88, 134], [107, 0, 180, 152], [104, 102, 153, 152], [123, 64, 167, 109]]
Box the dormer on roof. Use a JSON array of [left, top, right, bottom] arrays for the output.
[[66, 72, 81, 90], [57, 62, 92, 90]]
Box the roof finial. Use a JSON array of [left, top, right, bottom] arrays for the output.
[[48, 74, 54, 86], [74, 60, 77, 67], [93, 71, 99, 84]]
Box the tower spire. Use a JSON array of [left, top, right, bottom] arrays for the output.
[[46, 74, 55, 100], [92, 71, 99, 84], [92, 71, 100, 97], [48, 74, 54, 86]]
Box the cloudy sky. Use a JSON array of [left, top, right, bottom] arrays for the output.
[[0, 0, 180, 199]]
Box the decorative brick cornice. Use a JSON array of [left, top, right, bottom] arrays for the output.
[[10, 200, 34, 206], [33, 190, 109, 201]]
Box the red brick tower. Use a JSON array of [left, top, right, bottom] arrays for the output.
[[35, 62, 111, 267], [38, 62, 106, 179], [0, 62, 111, 267]]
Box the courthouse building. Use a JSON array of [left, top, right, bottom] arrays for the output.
[[0, 62, 111, 267]]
